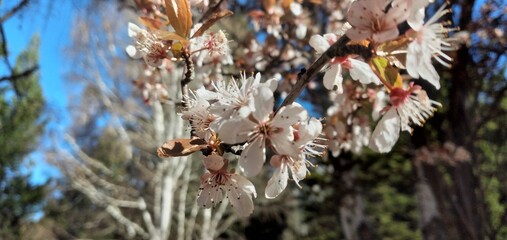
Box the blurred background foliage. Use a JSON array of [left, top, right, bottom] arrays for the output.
[[0, 0, 506, 239]]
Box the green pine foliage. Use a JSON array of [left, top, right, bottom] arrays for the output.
[[0, 35, 46, 238]]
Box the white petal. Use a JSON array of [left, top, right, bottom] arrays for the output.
[[228, 187, 254, 217], [263, 78, 278, 92], [418, 55, 441, 89], [323, 64, 344, 93], [369, 108, 401, 153], [272, 103, 308, 128], [296, 117, 322, 145], [270, 129, 300, 156], [240, 137, 265, 177], [372, 27, 399, 43], [196, 184, 214, 208], [218, 119, 254, 144], [309, 35, 330, 54], [126, 45, 142, 59], [251, 86, 274, 123], [349, 58, 381, 85], [233, 174, 257, 198], [128, 22, 142, 38], [407, 8, 425, 31], [265, 163, 289, 199], [406, 42, 421, 79], [203, 153, 225, 171], [289, 157, 307, 184], [345, 28, 372, 41]]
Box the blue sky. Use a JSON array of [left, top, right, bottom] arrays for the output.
[[3, 0, 83, 184]]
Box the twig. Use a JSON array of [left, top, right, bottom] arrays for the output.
[[275, 35, 372, 114], [198, 0, 225, 23], [0, 24, 13, 72], [181, 50, 194, 107], [0, 65, 39, 82], [0, 0, 30, 24]]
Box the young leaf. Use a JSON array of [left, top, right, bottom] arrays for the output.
[[156, 30, 188, 42], [139, 16, 164, 31], [164, 0, 193, 38], [191, 10, 233, 38]]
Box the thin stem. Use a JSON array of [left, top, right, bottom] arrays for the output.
[[181, 49, 194, 108]]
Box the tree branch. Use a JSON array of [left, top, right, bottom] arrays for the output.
[[0, 0, 30, 24], [275, 35, 371, 113], [0, 65, 39, 82]]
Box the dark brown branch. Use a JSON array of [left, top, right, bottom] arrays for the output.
[[275, 35, 371, 113], [198, 0, 225, 23], [0, 0, 30, 24], [0, 24, 13, 72], [181, 50, 195, 137], [0, 65, 38, 82]]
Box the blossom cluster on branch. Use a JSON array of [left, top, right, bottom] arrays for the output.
[[125, 0, 457, 217]]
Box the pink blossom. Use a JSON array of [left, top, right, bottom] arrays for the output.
[[346, 0, 408, 43]]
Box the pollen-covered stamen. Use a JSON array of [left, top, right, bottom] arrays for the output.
[[391, 83, 441, 131]]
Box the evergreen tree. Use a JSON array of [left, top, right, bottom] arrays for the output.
[[0, 35, 46, 239]]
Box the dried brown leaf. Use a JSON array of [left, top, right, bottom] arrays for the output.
[[164, 0, 193, 38], [191, 10, 233, 38], [139, 16, 164, 31], [157, 137, 208, 157]]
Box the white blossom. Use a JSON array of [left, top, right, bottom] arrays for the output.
[[309, 34, 380, 93], [265, 118, 324, 198], [369, 84, 441, 153], [406, 5, 454, 89], [181, 93, 216, 140], [345, 0, 408, 43], [126, 23, 168, 67], [197, 154, 257, 217], [218, 87, 308, 177]]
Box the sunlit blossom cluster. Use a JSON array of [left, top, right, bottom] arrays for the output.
[[125, 0, 458, 217]]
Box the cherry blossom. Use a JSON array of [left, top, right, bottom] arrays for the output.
[[392, 0, 430, 30], [196, 72, 277, 129], [369, 83, 441, 153], [265, 118, 324, 198], [126, 23, 168, 67], [197, 154, 257, 217], [181, 93, 216, 140], [218, 87, 308, 177], [406, 4, 454, 89], [192, 30, 232, 67], [346, 0, 408, 43], [309, 34, 380, 93]]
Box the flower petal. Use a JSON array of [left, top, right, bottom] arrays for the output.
[[128, 22, 142, 38], [233, 174, 257, 198], [345, 28, 372, 41], [289, 157, 307, 185], [251, 86, 274, 123], [265, 162, 289, 199], [126, 45, 142, 59], [349, 58, 381, 85], [240, 137, 265, 177], [372, 27, 399, 43], [323, 64, 344, 93], [218, 119, 254, 144], [203, 153, 225, 171], [309, 35, 330, 54], [272, 103, 308, 128], [368, 108, 401, 153], [228, 187, 254, 217]]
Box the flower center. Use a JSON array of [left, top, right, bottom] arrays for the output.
[[389, 87, 410, 107]]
